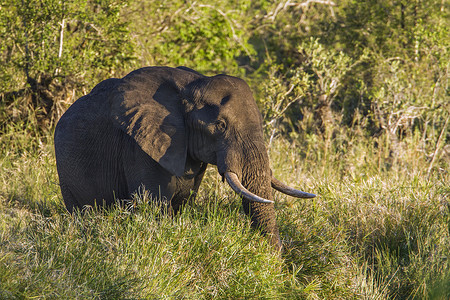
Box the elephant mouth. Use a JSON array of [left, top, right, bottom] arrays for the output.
[[224, 171, 316, 204]]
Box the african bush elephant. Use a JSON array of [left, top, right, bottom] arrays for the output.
[[54, 66, 315, 250]]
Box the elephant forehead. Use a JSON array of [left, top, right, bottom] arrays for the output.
[[220, 93, 261, 118], [201, 76, 249, 97]]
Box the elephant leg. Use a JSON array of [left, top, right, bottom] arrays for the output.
[[122, 140, 175, 202], [59, 183, 79, 213]]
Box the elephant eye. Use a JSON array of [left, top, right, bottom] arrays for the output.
[[215, 119, 227, 133]]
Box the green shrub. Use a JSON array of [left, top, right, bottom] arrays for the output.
[[0, 0, 135, 129]]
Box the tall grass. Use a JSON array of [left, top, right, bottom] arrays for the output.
[[1, 124, 449, 299]]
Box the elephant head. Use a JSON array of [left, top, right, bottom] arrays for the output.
[[55, 66, 315, 251]]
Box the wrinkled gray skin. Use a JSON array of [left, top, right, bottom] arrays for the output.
[[55, 66, 281, 249]]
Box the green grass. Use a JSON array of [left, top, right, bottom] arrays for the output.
[[1, 128, 449, 299]]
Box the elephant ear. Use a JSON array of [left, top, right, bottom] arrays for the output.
[[110, 69, 188, 176]]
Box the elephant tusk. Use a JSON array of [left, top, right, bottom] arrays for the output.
[[224, 172, 274, 204], [271, 176, 316, 198]]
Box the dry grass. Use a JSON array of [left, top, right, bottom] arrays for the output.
[[0, 125, 449, 299]]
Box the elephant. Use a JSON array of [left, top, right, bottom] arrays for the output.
[[54, 66, 316, 250]]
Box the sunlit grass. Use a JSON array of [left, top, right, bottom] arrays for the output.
[[1, 127, 449, 299]]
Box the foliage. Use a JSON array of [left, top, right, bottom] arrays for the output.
[[126, 0, 255, 75], [0, 0, 135, 128]]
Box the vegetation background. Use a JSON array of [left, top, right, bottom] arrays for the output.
[[1, 0, 448, 298]]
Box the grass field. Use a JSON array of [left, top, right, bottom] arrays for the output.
[[1, 126, 449, 299], [1, 0, 448, 298]]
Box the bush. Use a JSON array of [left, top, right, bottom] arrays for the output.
[[126, 0, 255, 75], [0, 0, 135, 130]]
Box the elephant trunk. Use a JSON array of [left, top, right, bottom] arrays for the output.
[[221, 142, 282, 250], [242, 163, 282, 251]]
